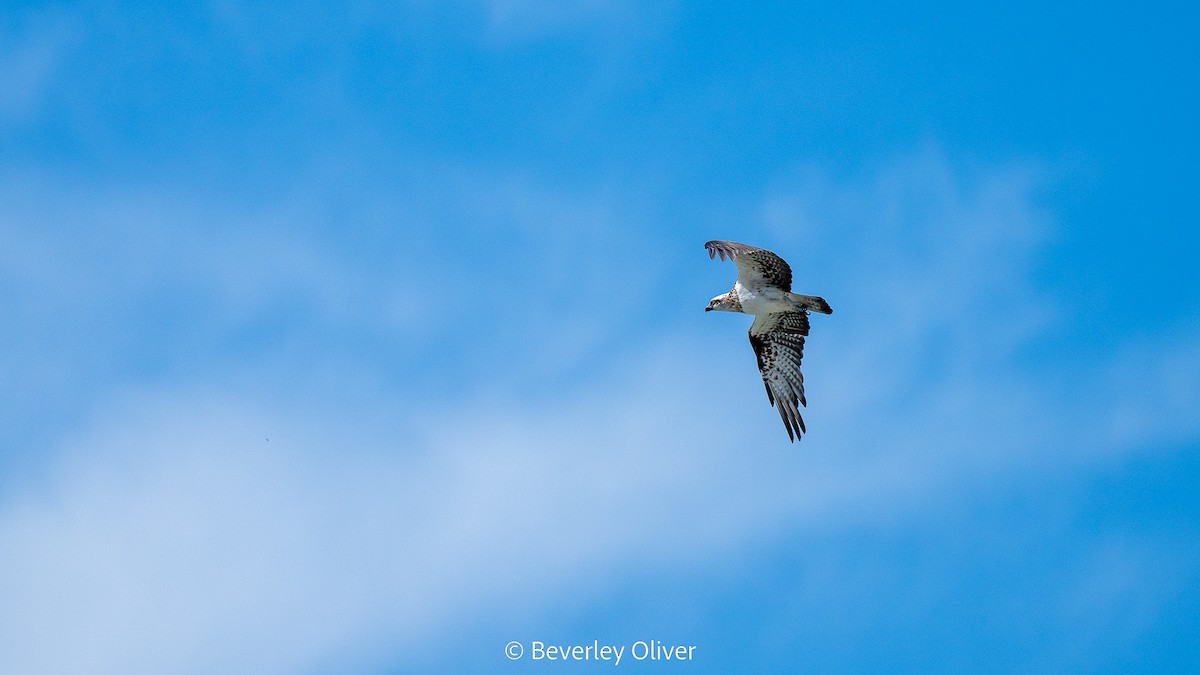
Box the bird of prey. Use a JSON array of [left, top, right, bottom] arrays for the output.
[[705, 240, 833, 442]]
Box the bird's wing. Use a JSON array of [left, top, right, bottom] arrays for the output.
[[704, 240, 792, 292], [748, 311, 810, 442]]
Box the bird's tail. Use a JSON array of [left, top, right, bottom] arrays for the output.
[[787, 293, 833, 314]]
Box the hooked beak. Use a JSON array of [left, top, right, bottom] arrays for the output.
[[704, 306, 712, 312]]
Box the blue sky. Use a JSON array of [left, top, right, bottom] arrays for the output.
[[1, 1, 1198, 673]]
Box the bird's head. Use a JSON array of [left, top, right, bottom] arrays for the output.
[[705, 292, 740, 313]]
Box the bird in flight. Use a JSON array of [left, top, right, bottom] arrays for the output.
[[705, 240, 833, 442]]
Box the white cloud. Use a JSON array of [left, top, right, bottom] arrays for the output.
[[0, 342, 778, 673]]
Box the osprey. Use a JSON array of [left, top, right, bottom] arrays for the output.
[[705, 240, 833, 442]]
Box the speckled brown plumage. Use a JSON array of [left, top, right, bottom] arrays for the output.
[[704, 240, 793, 292], [749, 311, 810, 442], [718, 288, 742, 312], [705, 239, 831, 443]]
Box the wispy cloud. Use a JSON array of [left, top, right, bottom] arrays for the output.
[[0, 161, 679, 503], [0, 8, 78, 121], [200, 0, 651, 55], [480, 0, 645, 45]]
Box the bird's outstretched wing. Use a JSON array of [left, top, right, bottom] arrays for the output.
[[704, 240, 792, 292], [748, 311, 810, 442]]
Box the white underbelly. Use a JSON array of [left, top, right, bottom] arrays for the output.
[[736, 283, 792, 314]]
